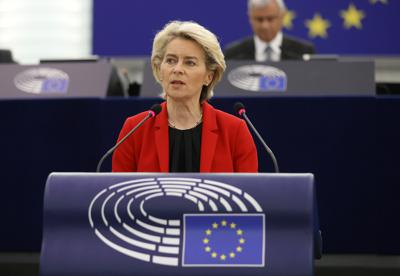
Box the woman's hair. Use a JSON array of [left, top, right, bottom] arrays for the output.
[[151, 20, 226, 102]]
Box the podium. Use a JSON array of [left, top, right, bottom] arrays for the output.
[[40, 173, 317, 276], [141, 60, 375, 97]]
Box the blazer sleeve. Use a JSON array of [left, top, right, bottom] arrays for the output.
[[233, 120, 258, 172], [112, 118, 137, 172]]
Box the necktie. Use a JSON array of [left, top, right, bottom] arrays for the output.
[[265, 45, 273, 61]]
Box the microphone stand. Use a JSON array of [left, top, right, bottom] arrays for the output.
[[96, 112, 153, 172], [241, 112, 280, 173]]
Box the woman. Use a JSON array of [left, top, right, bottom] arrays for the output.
[[112, 21, 258, 173]]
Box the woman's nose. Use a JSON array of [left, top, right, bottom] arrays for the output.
[[172, 62, 184, 74]]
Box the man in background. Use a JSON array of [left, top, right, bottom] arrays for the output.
[[224, 0, 315, 61]]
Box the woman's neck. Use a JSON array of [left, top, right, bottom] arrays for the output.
[[167, 98, 203, 130]]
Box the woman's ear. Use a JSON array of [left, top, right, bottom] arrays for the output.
[[205, 71, 214, 86]]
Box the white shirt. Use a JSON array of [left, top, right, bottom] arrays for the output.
[[254, 32, 283, 62]]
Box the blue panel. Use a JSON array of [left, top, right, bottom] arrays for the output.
[[93, 0, 400, 55]]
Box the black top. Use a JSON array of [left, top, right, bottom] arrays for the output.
[[169, 123, 202, 172]]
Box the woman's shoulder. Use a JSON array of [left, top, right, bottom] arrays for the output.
[[123, 110, 151, 127], [205, 102, 244, 127]]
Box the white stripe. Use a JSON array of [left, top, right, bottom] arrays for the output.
[[199, 183, 231, 197], [184, 194, 198, 204], [127, 198, 135, 220], [110, 226, 156, 251], [163, 188, 189, 194], [157, 177, 201, 182], [168, 220, 180, 227], [232, 194, 248, 212], [158, 245, 179, 255], [166, 228, 180, 236], [165, 192, 183, 197], [198, 201, 205, 211], [135, 189, 163, 199], [109, 178, 155, 189], [152, 255, 179, 266], [137, 219, 165, 234], [88, 188, 106, 228], [122, 223, 161, 243], [126, 185, 159, 196], [115, 181, 157, 192], [159, 181, 197, 186], [208, 199, 218, 211], [95, 229, 150, 262], [160, 185, 193, 189], [188, 190, 208, 201], [140, 200, 147, 217], [101, 192, 115, 226], [219, 197, 232, 212], [144, 192, 164, 200], [162, 237, 180, 245], [203, 179, 243, 195], [193, 187, 219, 199], [148, 215, 168, 226], [244, 192, 263, 212], [114, 195, 125, 223]]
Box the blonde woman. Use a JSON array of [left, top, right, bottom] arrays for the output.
[[112, 21, 258, 172]]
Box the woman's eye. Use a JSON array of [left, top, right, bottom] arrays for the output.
[[186, 60, 196, 66]]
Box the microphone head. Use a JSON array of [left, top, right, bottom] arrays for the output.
[[234, 102, 246, 117], [149, 104, 162, 117]]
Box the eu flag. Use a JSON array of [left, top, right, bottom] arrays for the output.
[[182, 214, 265, 267]]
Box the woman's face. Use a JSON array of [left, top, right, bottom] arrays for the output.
[[160, 38, 213, 103]]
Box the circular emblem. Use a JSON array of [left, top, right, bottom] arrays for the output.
[[14, 67, 69, 94], [228, 65, 287, 92], [88, 177, 264, 267]]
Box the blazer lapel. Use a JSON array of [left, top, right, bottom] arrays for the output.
[[200, 102, 218, 172], [155, 102, 169, 172]]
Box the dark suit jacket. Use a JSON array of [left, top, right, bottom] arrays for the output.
[[224, 34, 315, 60], [0, 49, 15, 63], [112, 101, 258, 173]]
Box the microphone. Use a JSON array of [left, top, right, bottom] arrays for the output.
[[234, 102, 279, 173], [96, 104, 162, 172]]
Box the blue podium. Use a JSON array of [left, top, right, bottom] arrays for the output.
[[40, 173, 316, 276]]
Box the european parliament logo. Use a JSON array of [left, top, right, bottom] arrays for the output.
[[183, 214, 265, 267], [228, 65, 287, 93], [14, 67, 69, 94], [88, 177, 266, 267]]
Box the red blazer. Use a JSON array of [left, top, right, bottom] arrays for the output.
[[112, 101, 258, 172]]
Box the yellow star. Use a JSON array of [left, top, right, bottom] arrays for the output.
[[212, 223, 218, 229], [305, 13, 331, 38], [283, 10, 296, 30], [211, 252, 218, 258], [203, 238, 209, 244], [221, 220, 227, 226], [230, 223, 236, 229], [205, 229, 212, 235], [205, 246, 211, 252], [220, 254, 227, 261], [369, 0, 388, 4], [239, 238, 245, 244], [236, 229, 243, 235], [340, 3, 365, 29], [236, 246, 243, 252], [229, 252, 236, 258]]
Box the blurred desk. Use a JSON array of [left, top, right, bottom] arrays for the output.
[[0, 61, 112, 99], [0, 96, 398, 255]]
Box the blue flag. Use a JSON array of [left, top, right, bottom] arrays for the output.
[[182, 214, 265, 267]]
